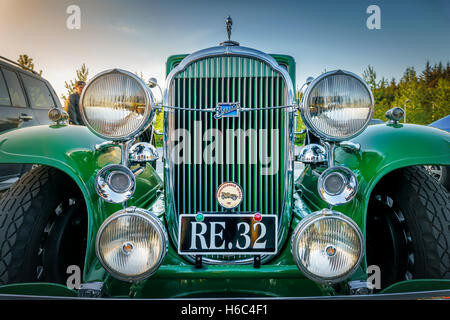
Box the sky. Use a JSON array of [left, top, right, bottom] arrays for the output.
[[1, 0, 449, 103]]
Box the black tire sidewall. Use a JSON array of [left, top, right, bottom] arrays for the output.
[[374, 166, 449, 280], [0, 166, 79, 284]]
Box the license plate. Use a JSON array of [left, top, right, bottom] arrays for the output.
[[178, 213, 277, 255]]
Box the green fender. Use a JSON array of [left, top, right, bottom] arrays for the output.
[[0, 124, 164, 281], [0, 282, 77, 297], [297, 123, 450, 268]]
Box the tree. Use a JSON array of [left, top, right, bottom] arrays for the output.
[[362, 65, 378, 90], [17, 54, 42, 76], [61, 63, 89, 103], [432, 78, 450, 122]]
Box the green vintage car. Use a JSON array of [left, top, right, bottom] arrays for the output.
[[0, 20, 449, 299]]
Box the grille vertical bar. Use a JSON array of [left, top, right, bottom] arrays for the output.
[[168, 55, 287, 263]]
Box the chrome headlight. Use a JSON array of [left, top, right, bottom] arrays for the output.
[[96, 207, 168, 282], [80, 69, 154, 141], [318, 166, 358, 205], [301, 70, 374, 141], [291, 209, 364, 284], [95, 164, 136, 203]]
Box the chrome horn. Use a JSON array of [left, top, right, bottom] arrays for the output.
[[129, 142, 159, 164], [297, 144, 327, 164]]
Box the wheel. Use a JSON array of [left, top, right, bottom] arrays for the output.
[[367, 166, 450, 289], [424, 165, 450, 191], [0, 166, 87, 285]]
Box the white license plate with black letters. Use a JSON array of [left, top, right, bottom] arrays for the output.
[[178, 213, 278, 255]]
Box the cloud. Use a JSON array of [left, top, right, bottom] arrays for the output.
[[115, 25, 137, 34]]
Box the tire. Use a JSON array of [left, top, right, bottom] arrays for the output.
[[0, 166, 86, 285], [367, 166, 450, 289]]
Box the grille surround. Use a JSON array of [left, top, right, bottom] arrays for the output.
[[163, 45, 296, 264]]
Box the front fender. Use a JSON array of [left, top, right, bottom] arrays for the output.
[[0, 125, 105, 192], [0, 125, 163, 281], [297, 123, 450, 268]]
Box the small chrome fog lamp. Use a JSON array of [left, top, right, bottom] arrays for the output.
[[95, 164, 136, 203], [96, 207, 168, 282], [291, 209, 364, 284], [129, 142, 159, 164], [385, 107, 405, 123], [297, 144, 327, 164], [318, 166, 358, 205], [48, 107, 69, 124]]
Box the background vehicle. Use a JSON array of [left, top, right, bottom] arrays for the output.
[[0, 56, 58, 190], [425, 115, 450, 190]]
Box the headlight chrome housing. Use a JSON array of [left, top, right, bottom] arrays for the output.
[[79, 69, 155, 141], [291, 209, 364, 284], [318, 166, 358, 205], [301, 70, 374, 141], [95, 164, 136, 203], [96, 207, 168, 282]]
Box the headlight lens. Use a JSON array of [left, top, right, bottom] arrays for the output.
[[96, 208, 168, 282], [291, 209, 364, 284], [80, 69, 154, 140], [95, 164, 136, 203], [318, 166, 358, 205], [301, 70, 374, 141]]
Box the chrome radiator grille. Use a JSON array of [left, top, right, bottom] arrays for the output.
[[165, 55, 291, 263]]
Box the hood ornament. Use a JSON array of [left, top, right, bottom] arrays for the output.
[[220, 15, 240, 46], [226, 15, 232, 41]]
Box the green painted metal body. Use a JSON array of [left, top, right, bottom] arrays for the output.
[[0, 52, 448, 298], [0, 125, 164, 293], [297, 123, 450, 233], [0, 283, 77, 297]]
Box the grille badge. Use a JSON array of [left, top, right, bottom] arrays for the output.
[[214, 102, 240, 119], [216, 182, 243, 209]]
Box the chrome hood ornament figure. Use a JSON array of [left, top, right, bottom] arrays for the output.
[[226, 15, 232, 41], [220, 15, 239, 46]]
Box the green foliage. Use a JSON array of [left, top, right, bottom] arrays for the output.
[[135, 71, 164, 146], [295, 90, 306, 145], [363, 62, 450, 124], [61, 64, 89, 103], [362, 65, 377, 90], [17, 54, 42, 76]]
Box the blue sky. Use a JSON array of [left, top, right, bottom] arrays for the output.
[[1, 0, 449, 102]]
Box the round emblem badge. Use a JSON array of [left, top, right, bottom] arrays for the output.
[[216, 182, 243, 209]]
